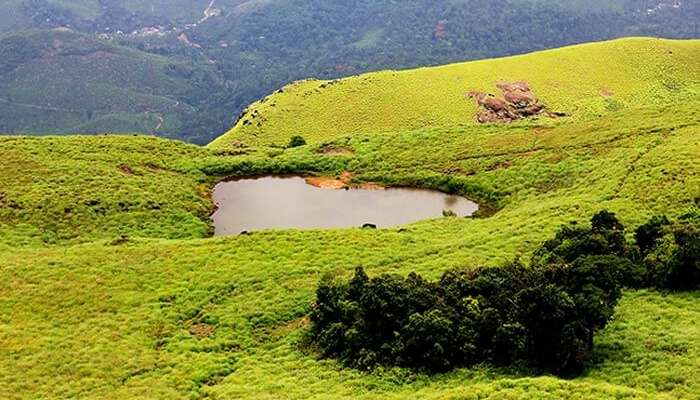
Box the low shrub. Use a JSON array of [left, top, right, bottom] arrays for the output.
[[287, 135, 307, 148]]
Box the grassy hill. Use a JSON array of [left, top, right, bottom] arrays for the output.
[[0, 29, 229, 143], [211, 38, 700, 148], [0, 38, 699, 398]]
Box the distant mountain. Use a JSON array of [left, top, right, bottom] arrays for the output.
[[0, 0, 697, 143], [0, 29, 230, 143]]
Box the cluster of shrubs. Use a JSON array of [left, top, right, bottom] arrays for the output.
[[310, 209, 699, 375]]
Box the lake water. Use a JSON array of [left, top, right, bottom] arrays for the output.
[[211, 176, 479, 235]]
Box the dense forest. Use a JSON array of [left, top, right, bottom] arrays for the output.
[[0, 0, 697, 143]]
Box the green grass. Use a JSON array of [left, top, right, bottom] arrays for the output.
[[2, 239, 699, 399], [0, 135, 215, 245], [0, 38, 699, 398], [210, 38, 700, 149]]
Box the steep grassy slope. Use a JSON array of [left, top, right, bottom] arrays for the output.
[[0, 29, 226, 143], [211, 38, 700, 148], [0, 39, 699, 398]]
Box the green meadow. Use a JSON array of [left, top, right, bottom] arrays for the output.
[[0, 38, 699, 399]]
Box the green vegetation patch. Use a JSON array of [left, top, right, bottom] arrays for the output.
[[351, 28, 384, 49]]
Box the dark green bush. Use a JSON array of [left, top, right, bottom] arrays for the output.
[[532, 210, 647, 286], [644, 218, 700, 290], [635, 215, 670, 256], [287, 135, 307, 148], [532, 210, 632, 266]]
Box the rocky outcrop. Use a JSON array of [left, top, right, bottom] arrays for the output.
[[468, 81, 564, 123]]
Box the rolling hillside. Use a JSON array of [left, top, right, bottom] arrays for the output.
[[211, 38, 700, 148], [0, 38, 699, 398]]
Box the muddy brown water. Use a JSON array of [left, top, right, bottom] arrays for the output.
[[211, 176, 479, 235]]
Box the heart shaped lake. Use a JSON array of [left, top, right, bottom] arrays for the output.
[[211, 176, 479, 235]]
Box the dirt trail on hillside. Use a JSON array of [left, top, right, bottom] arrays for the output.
[[154, 115, 164, 131]]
